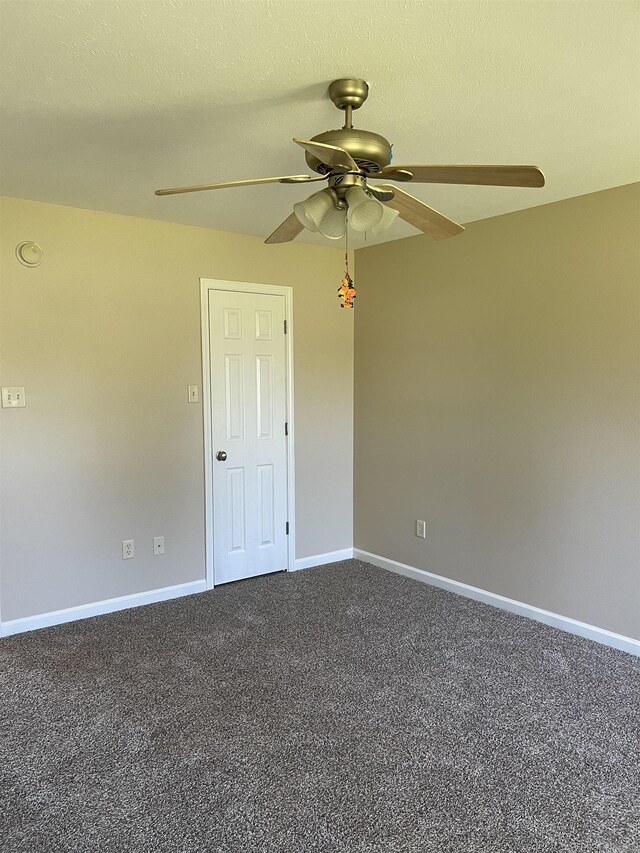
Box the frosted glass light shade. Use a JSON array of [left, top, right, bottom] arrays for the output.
[[294, 189, 336, 232], [371, 203, 400, 234], [318, 206, 347, 239], [346, 186, 384, 232]]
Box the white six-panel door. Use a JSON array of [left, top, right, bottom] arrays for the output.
[[209, 289, 289, 584]]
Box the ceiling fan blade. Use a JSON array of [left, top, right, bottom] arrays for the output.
[[377, 185, 464, 240], [293, 138, 358, 172], [155, 174, 324, 196], [264, 212, 305, 244], [379, 165, 545, 188]]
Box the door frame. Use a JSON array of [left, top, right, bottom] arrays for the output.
[[200, 278, 295, 590]]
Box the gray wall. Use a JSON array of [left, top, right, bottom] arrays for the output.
[[0, 197, 354, 622], [354, 183, 640, 639]]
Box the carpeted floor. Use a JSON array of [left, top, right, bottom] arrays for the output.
[[1, 560, 639, 853]]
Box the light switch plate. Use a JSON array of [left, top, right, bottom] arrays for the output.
[[188, 384, 199, 403], [2, 387, 26, 408]]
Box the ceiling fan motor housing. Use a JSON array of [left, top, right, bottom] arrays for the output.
[[306, 129, 392, 175]]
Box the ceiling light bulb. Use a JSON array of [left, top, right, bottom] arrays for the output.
[[370, 203, 400, 234], [345, 186, 384, 232], [293, 189, 337, 232]]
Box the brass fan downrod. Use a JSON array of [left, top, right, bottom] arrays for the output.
[[328, 78, 369, 130]]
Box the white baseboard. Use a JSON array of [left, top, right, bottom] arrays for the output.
[[5, 552, 636, 658], [354, 549, 640, 657], [0, 579, 207, 638], [293, 548, 354, 572]]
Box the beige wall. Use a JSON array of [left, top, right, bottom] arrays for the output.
[[0, 197, 353, 622], [354, 183, 640, 640]]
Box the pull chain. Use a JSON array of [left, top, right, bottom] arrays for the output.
[[338, 214, 357, 309]]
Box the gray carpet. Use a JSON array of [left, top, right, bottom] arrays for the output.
[[1, 560, 639, 853]]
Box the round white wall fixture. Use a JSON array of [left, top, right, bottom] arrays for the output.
[[16, 241, 44, 267]]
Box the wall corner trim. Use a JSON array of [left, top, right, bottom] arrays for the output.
[[293, 548, 354, 571], [0, 579, 207, 638], [353, 549, 640, 657]]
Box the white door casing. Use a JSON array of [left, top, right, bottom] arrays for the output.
[[200, 280, 294, 587]]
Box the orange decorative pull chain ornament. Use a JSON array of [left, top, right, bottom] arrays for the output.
[[338, 272, 356, 309]]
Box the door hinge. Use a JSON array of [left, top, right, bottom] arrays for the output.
[[286, 522, 289, 535], [284, 319, 287, 334], [285, 422, 288, 436]]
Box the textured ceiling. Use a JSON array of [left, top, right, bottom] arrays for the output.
[[1, 0, 639, 247]]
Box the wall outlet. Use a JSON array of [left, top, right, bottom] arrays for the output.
[[122, 539, 134, 559], [153, 536, 165, 556], [416, 519, 426, 539], [2, 386, 26, 408]]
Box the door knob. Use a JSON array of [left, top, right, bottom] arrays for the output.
[[216, 451, 227, 461]]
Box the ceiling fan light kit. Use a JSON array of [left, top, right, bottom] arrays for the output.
[[156, 77, 545, 247]]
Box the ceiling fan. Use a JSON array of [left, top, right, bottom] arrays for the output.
[[155, 79, 545, 244]]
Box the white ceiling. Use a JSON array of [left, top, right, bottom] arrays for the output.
[[1, 0, 639, 248]]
